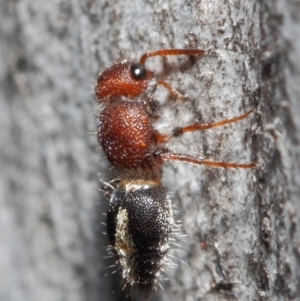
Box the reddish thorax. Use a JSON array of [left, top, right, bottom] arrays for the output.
[[97, 100, 161, 171]]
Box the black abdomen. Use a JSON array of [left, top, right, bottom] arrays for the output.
[[107, 183, 173, 292]]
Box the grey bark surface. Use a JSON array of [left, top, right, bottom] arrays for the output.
[[1, 1, 300, 301]]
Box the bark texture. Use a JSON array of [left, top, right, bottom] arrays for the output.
[[0, 1, 299, 301]]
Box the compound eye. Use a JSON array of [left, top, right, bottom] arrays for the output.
[[130, 63, 147, 80]]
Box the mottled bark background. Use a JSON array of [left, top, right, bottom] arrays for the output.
[[1, 1, 300, 301]]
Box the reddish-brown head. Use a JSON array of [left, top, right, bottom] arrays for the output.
[[95, 63, 155, 103], [95, 49, 205, 103]]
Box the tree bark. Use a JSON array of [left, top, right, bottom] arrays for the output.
[[1, 1, 299, 301]]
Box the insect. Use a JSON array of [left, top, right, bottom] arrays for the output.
[[95, 48, 255, 295]]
